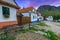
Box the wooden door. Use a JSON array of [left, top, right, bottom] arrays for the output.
[[17, 13, 23, 25]]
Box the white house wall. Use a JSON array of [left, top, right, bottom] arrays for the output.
[[22, 13, 29, 17], [31, 13, 38, 22], [0, 5, 17, 22]]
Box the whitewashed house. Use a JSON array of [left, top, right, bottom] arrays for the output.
[[0, 0, 19, 28], [17, 7, 38, 23], [46, 16, 53, 21], [30, 9, 38, 22], [37, 12, 44, 21]]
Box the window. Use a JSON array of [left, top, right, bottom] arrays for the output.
[[2, 6, 10, 18], [33, 16, 36, 19]]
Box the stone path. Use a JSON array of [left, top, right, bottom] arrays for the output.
[[15, 32, 49, 40], [44, 21, 60, 34]]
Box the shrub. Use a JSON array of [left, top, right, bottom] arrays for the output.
[[0, 36, 15, 40]]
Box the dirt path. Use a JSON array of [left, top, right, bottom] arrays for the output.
[[44, 21, 60, 34], [15, 32, 48, 40]]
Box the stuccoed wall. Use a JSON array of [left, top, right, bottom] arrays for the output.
[[0, 5, 17, 22]]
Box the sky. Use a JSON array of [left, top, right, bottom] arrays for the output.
[[15, 0, 60, 9]]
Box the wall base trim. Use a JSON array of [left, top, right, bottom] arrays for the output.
[[0, 21, 17, 29]]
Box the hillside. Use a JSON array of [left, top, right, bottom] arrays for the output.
[[37, 5, 60, 12], [37, 5, 60, 20]]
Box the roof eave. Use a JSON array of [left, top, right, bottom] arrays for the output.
[[17, 7, 34, 13], [0, 0, 20, 9]]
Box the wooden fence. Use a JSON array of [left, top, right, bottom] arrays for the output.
[[21, 17, 31, 24]]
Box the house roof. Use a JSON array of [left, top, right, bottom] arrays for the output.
[[17, 7, 34, 13], [37, 12, 41, 16], [0, 0, 20, 9]]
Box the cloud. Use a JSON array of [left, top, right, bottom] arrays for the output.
[[50, 1, 60, 6], [15, 0, 60, 8]]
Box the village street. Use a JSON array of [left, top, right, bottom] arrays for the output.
[[44, 21, 60, 35]]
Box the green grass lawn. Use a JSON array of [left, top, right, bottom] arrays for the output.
[[37, 22, 48, 26], [0, 36, 15, 40]]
